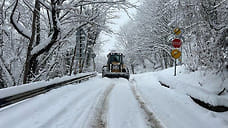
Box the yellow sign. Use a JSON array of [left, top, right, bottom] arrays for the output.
[[174, 28, 181, 35], [171, 49, 181, 59]]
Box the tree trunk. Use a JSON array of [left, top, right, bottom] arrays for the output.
[[0, 2, 3, 49], [69, 44, 77, 75], [30, 0, 41, 75], [28, 0, 60, 82], [23, 0, 39, 84], [131, 64, 135, 74], [0, 1, 4, 87], [93, 57, 96, 71], [0, 56, 16, 86], [0, 67, 4, 88]]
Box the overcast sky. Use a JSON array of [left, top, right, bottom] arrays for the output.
[[99, 0, 140, 55]]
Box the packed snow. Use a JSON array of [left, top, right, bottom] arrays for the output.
[[0, 77, 111, 128], [106, 78, 148, 128], [0, 67, 227, 128]]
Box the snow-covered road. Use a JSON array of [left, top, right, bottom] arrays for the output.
[[0, 77, 114, 128], [0, 76, 152, 128], [0, 73, 227, 128], [106, 79, 148, 128]]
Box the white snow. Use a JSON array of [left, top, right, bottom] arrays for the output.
[[39, 0, 51, 10], [0, 72, 94, 99], [132, 66, 228, 128], [0, 77, 112, 128], [31, 33, 53, 55], [12, 15, 31, 39], [156, 66, 228, 107], [0, 67, 227, 128], [106, 78, 148, 128]]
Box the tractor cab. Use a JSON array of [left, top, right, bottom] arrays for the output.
[[102, 52, 130, 80], [108, 53, 122, 64]]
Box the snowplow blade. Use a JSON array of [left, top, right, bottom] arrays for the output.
[[103, 72, 130, 80]]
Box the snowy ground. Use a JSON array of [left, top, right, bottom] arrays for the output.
[[132, 70, 228, 128], [0, 67, 227, 128], [106, 78, 148, 128]]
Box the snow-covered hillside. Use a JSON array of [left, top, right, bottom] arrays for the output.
[[0, 67, 227, 128], [132, 66, 228, 128]]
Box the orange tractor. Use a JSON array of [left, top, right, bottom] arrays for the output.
[[102, 52, 130, 80]]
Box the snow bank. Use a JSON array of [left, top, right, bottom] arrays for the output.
[[158, 76, 228, 107], [132, 74, 228, 128], [134, 66, 228, 107], [132, 68, 228, 128]]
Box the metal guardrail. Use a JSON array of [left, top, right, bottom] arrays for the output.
[[0, 72, 97, 109]]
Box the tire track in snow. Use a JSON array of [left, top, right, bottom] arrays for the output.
[[88, 83, 115, 128], [130, 79, 164, 128], [0, 77, 115, 128], [35, 85, 101, 128], [41, 83, 113, 128], [0, 84, 93, 128]]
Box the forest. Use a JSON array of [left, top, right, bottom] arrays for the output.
[[0, 0, 133, 88], [118, 0, 228, 75], [0, 0, 228, 88]]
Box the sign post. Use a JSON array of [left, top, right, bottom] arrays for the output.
[[171, 49, 181, 76], [171, 28, 182, 76], [174, 59, 176, 76]]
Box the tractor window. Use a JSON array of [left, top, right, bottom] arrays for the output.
[[109, 55, 121, 63]]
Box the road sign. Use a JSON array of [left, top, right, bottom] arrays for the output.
[[172, 27, 182, 76], [172, 38, 182, 48], [171, 49, 181, 59], [174, 28, 181, 35]]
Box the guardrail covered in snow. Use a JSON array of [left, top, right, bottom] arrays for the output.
[[0, 72, 97, 108]]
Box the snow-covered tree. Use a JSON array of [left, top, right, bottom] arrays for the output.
[[0, 0, 132, 87], [118, 0, 228, 74]]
